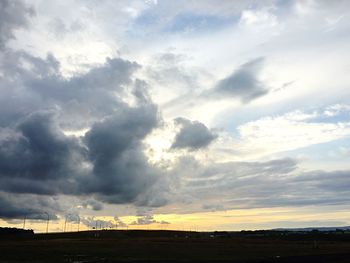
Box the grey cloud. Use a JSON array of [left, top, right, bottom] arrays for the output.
[[81, 217, 114, 229], [208, 57, 268, 103], [81, 199, 103, 211], [169, 157, 350, 212], [130, 215, 169, 225], [135, 207, 153, 217], [0, 0, 34, 49], [64, 213, 81, 223], [202, 204, 225, 212], [164, 57, 269, 113], [0, 50, 139, 130], [0, 51, 61, 128], [146, 52, 201, 96], [30, 57, 140, 130], [134, 185, 170, 208], [130, 215, 156, 225], [146, 52, 209, 118], [295, 170, 350, 191], [48, 18, 84, 39], [171, 117, 217, 150], [114, 216, 128, 228]]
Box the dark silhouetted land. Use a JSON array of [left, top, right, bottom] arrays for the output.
[[1, 228, 350, 262]]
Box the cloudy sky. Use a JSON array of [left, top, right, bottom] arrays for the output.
[[1, 0, 350, 232]]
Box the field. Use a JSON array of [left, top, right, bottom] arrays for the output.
[[1, 230, 350, 263]]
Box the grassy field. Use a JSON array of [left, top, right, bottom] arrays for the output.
[[1, 230, 350, 262]]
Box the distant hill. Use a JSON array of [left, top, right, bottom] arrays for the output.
[[273, 226, 350, 232]]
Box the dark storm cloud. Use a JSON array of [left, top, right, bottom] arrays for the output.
[[0, 112, 85, 183], [0, 192, 60, 220], [171, 117, 217, 150], [207, 57, 268, 103], [81, 104, 160, 204], [0, 54, 162, 208], [0, 110, 89, 198], [0, 49, 164, 218], [0, 0, 34, 49], [0, 3, 163, 219]]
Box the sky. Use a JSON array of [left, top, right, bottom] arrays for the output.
[[1, 0, 350, 232]]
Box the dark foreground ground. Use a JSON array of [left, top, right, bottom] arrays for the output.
[[1, 230, 350, 263]]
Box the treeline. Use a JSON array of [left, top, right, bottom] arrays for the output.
[[0, 227, 34, 238]]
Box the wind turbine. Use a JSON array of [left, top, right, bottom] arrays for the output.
[[77, 215, 80, 232], [23, 215, 26, 229], [43, 212, 49, 234], [64, 214, 71, 233]]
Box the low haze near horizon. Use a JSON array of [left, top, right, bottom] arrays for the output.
[[1, 0, 350, 232]]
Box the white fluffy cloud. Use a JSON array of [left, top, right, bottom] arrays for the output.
[[208, 107, 350, 161]]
